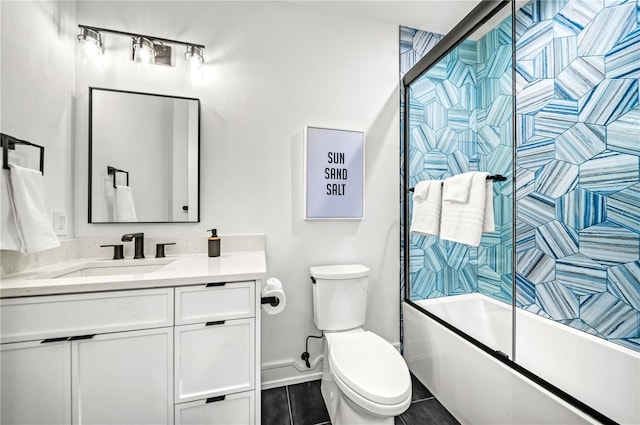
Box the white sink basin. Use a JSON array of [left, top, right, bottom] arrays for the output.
[[34, 258, 175, 279]]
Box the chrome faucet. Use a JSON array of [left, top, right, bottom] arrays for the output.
[[121, 233, 145, 259]]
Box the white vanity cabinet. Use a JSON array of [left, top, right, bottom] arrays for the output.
[[0, 288, 174, 425], [1, 278, 262, 425], [174, 281, 257, 425]]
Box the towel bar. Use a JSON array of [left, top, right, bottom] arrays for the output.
[[408, 174, 506, 192], [107, 166, 129, 188], [1, 133, 45, 174]]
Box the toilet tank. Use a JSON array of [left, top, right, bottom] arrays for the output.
[[310, 264, 370, 331]]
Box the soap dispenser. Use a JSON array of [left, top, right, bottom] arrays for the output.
[[207, 229, 221, 257]]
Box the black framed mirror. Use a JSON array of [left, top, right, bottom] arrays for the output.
[[88, 87, 200, 223]]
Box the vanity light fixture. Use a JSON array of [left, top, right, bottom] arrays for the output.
[[77, 26, 104, 64], [77, 25, 205, 70]]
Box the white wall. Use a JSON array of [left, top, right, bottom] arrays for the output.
[[0, 1, 76, 237], [4, 0, 401, 386]]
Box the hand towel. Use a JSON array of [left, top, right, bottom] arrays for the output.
[[442, 172, 475, 203], [0, 169, 23, 251], [440, 172, 494, 247], [114, 185, 137, 222], [6, 163, 60, 253], [410, 180, 443, 236]]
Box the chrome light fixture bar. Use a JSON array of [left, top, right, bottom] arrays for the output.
[[77, 25, 205, 68]]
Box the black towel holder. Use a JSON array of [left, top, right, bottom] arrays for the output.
[[107, 166, 129, 189], [409, 174, 506, 192], [1, 133, 45, 174]]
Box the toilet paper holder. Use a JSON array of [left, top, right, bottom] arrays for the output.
[[261, 296, 280, 307]]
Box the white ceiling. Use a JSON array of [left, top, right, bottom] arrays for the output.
[[292, 1, 483, 35]]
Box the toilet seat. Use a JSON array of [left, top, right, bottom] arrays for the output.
[[328, 331, 411, 416]]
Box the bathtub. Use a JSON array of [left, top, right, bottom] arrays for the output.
[[403, 294, 640, 424]]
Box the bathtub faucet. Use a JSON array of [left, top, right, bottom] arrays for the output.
[[121, 232, 145, 259]]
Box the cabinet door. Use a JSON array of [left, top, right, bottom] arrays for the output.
[[71, 328, 173, 425], [175, 391, 255, 425], [0, 339, 71, 424], [175, 318, 254, 403]]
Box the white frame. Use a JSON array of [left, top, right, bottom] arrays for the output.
[[304, 126, 365, 220]]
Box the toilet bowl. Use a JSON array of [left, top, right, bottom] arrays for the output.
[[310, 264, 412, 424]]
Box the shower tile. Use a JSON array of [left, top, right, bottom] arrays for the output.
[[517, 192, 556, 227], [578, 78, 638, 125], [413, 31, 444, 58], [611, 338, 640, 351], [555, 56, 605, 100], [411, 77, 437, 106], [607, 108, 640, 156], [522, 302, 553, 318], [457, 39, 478, 65], [408, 100, 425, 129], [478, 265, 502, 295], [487, 95, 512, 127], [517, 247, 556, 284], [477, 126, 501, 155], [459, 83, 477, 112], [579, 222, 640, 265], [577, 2, 636, 56], [425, 102, 447, 131], [535, 160, 579, 199], [411, 124, 436, 153], [536, 280, 580, 320], [558, 318, 603, 337], [532, 45, 555, 79], [556, 123, 606, 165], [532, 99, 579, 138], [447, 150, 470, 176], [604, 28, 640, 78], [607, 183, 640, 232], [516, 274, 537, 306], [555, 0, 602, 35], [446, 243, 470, 270], [486, 45, 512, 79], [424, 151, 449, 178], [424, 243, 448, 272], [447, 60, 476, 88], [400, 26, 417, 53], [515, 60, 536, 89], [555, 253, 608, 294], [409, 150, 425, 177], [516, 139, 555, 172], [537, 0, 569, 21], [435, 80, 459, 109], [409, 246, 425, 273], [487, 146, 512, 176], [579, 151, 639, 194], [580, 291, 639, 338], [608, 261, 640, 310], [535, 220, 580, 259], [517, 79, 555, 114], [555, 189, 607, 231], [552, 36, 578, 77], [517, 20, 555, 61], [447, 107, 469, 132], [412, 268, 439, 300], [436, 127, 458, 154]]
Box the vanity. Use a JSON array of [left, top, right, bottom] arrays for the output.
[[0, 250, 266, 425]]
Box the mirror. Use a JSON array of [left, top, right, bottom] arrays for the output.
[[89, 87, 200, 223]]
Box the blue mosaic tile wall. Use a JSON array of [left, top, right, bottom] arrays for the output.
[[514, 0, 640, 351], [403, 18, 514, 305], [402, 0, 640, 352]]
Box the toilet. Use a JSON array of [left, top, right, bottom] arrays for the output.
[[310, 264, 411, 425]]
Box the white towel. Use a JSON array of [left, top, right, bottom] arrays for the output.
[[440, 172, 494, 247], [410, 180, 443, 236], [5, 163, 59, 253], [114, 185, 137, 222], [0, 169, 23, 251]]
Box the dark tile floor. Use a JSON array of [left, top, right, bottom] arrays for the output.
[[261, 374, 460, 425]]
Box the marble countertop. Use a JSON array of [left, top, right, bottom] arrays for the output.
[[0, 251, 267, 298]]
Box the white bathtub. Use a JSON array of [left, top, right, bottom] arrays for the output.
[[403, 294, 640, 424]]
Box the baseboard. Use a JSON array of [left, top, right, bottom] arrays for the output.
[[261, 355, 325, 390]]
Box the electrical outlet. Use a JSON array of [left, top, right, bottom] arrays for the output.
[[53, 210, 67, 236]]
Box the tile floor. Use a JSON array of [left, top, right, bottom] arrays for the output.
[[261, 374, 460, 425]]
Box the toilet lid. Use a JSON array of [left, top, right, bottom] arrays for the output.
[[329, 331, 411, 405]]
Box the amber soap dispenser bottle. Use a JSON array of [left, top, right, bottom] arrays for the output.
[[207, 228, 221, 257]]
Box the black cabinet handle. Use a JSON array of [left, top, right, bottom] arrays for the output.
[[41, 337, 69, 344], [68, 334, 96, 341], [205, 321, 225, 326], [206, 395, 226, 403], [206, 282, 226, 287]]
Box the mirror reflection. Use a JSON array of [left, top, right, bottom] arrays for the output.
[[89, 88, 200, 223]]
